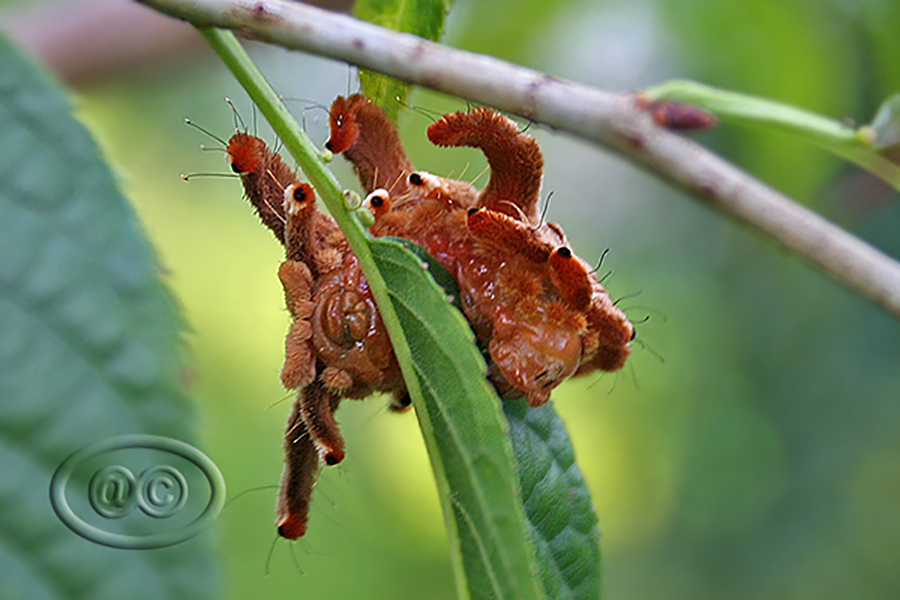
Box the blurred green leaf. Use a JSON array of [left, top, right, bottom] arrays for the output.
[[0, 35, 218, 599], [354, 0, 454, 122], [656, 0, 852, 198], [504, 398, 601, 600], [371, 237, 544, 600]]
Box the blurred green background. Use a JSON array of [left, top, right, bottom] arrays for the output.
[[5, 0, 900, 598]]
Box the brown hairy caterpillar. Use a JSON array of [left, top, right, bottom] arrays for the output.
[[328, 94, 634, 406], [219, 131, 406, 539], [216, 94, 635, 539]]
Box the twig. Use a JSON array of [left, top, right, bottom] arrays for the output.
[[137, 0, 900, 318]]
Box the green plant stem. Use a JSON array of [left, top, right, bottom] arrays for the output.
[[642, 79, 900, 190]]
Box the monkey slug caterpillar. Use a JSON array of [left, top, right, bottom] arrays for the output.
[[225, 131, 406, 539], [329, 95, 634, 406], [224, 96, 633, 538]]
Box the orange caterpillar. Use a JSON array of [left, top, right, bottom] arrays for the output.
[[224, 133, 406, 539], [222, 96, 634, 537], [329, 95, 634, 405]]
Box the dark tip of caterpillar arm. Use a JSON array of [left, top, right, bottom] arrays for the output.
[[318, 440, 345, 466], [277, 514, 307, 540]]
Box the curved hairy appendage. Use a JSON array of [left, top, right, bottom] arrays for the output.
[[283, 182, 343, 279], [278, 260, 316, 390], [466, 207, 552, 263], [548, 247, 593, 311], [298, 378, 345, 465], [427, 109, 544, 223], [324, 95, 360, 155], [282, 183, 317, 259], [279, 259, 315, 321], [227, 132, 293, 243], [276, 398, 319, 540], [327, 94, 415, 196]]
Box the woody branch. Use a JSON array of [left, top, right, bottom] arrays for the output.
[[138, 0, 900, 319]]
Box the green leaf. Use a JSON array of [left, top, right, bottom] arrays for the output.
[[382, 237, 463, 310], [395, 238, 600, 598], [370, 238, 544, 600], [0, 35, 219, 599], [504, 399, 602, 600], [354, 0, 454, 122], [869, 93, 900, 149]]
